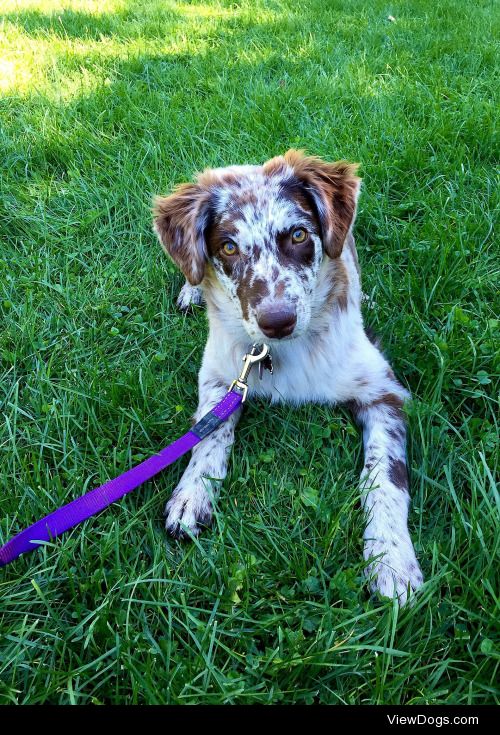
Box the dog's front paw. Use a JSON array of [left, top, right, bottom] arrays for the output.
[[364, 538, 424, 605], [164, 485, 213, 539], [176, 282, 204, 313]]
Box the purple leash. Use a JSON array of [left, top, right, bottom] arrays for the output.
[[0, 343, 271, 568]]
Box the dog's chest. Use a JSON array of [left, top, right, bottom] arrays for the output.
[[203, 297, 375, 407], [244, 334, 358, 405]]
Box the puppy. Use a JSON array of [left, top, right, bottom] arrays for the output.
[[153, 150, 423, 604]]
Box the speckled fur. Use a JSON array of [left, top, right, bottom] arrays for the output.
[[154, 150, 423, 605]]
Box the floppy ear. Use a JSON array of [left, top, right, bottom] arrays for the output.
[[283, 149, 361, 259], [153, 183, 213, 286]]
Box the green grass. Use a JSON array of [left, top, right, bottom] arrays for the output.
[[0, 0, 498, 705]]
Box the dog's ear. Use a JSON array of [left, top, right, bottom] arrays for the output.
[[153, 183, 213, 286], [282, 149, 361, 259]]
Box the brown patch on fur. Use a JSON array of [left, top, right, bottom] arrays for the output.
[[200, 376, 225, 392], [345, 231, 360, 274], [205, 218, 239, 257], [233, 188, 258, 208], [388, 424, 406, 442], [365, 454, 378, 471], [196, 168, 240, 189], [372, 393, 404, 411], [280, 149, 361, 259], [337, 292, 348, 312], [253, 244, 263, 260], [356, 376, 371, 387], [153, 183, 213, 285], [201, 265, 225, 314], [290, 187, 318, 219], [201, 262, 217, 286], [277, 178, 321, 231], [275, 280, 286, 298], [262, 155, 289, 178], [348, 393, 406, 431], [276, 228, 315, 270], [326, 258, 350, 310], [236, 277, 270, 320], [388, 457, 408, 490]]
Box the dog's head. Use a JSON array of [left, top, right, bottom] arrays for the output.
[[154, 150, 360, 342]]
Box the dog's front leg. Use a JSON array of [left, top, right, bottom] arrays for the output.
[[350, 378, 424, 604], [176, 281, 203, 312], [165, 372, 241, 539]]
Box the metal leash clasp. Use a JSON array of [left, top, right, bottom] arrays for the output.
[[229, 343, 271, 402]]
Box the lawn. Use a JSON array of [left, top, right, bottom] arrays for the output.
[[0, 0, 498, 705]]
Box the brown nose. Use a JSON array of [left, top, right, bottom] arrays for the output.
[[256, 305, 297, 339]]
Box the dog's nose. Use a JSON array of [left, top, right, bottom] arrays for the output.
[[256, 305, 297, 339]]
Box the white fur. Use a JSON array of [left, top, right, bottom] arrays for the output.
[[176, 282, 203, 311]]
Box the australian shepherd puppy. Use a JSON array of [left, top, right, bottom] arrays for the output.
[[153, 150, 423, 604]]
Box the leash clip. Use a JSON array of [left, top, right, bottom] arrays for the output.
[[229, 343, 271, 402]]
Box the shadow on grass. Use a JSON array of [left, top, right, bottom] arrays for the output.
[[1, 8, 128, 40], [0, 1, 180, 40]]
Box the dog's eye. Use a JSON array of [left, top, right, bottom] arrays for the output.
[[291, 227, 307, 244], [222, 242, 238, 256]]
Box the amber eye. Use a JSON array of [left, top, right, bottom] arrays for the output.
[[291, 227, 307, 244], [222, 242, 238, 256]]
